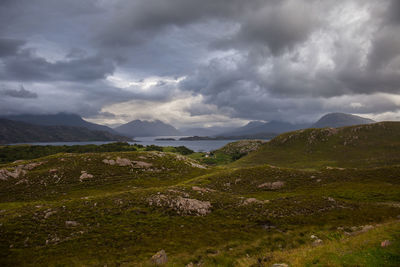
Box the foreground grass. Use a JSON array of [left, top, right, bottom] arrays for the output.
[[1, 152, 399, 266], [233, 221, 400, 267]]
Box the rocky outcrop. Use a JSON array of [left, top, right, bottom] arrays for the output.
[[258, 181, 285, 190], [0, 162, 44, 181], [175, 155, 207, 169], [148, 194, 212, 216], [65, 221, 80, 227], [214, 140, 265, 156], [242, 198, 270, 205], [381, 240, 391, 247], [103, 157, 153, 168], [192, 186, 216, 193], [79, 171, 93, 182], [150, 250, 168, 265]]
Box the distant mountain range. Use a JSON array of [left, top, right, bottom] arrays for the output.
[[217, 113, 375, 137], [180, 126, 237, 136], [0, 112, 377, 143], [0, 119, 131, 144], [220, 120, 309, 137], [2, 113, 117, 134], [114, 120, 181, 137]]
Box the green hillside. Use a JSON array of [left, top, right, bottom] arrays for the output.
[[1, 124, 400, 266], [235, 122, 400, 169]]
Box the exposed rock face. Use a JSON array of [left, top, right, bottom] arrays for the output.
[[271, 264, 289, 267], [150, 249, 168, 265], [148, 195, 212, 216], [258, 181, 285, 190]]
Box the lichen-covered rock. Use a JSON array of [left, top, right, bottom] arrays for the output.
[[79, 171, 93, 181], [0, 168, 25, 180], [258, 181, 285, 190], [242, 198, 270, 205], [192, 186, 216, 193], [0, 161, 44, 181], [175, 155, 207, 169], [381, 240, 391, 247], [150, 250, 168, 265], [103, 157, 153, 168], [65, 221, 80, 227], [312, 239, 323, 246], [132, 161, 153, 168], [215, 140, 265, 156], [148, 195, 212, 216]]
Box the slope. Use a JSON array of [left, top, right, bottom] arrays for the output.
[[235, 121, 400, 169], [1, 151, 399, 266], [0, 119, 131, 144], [3, 113, 117, 134], [312, 112, 375, 128]]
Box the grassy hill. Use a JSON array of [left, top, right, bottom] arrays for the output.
[[0, 119, 131, 144], [1, 123, 400, 266], [235, 122, 400, 169]]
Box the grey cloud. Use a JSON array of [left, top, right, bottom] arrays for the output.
[[0, 81, 137, 117], [212, 1, 318, 55], [387, 0, 400, 24], [0, 85, 37, 98], [0, 38, 25, 57]]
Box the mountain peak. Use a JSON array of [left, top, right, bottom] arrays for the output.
[[312, 113, 375, 128], [115, 119, 181, 137]]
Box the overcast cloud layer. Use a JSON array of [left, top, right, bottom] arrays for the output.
[[1, 0, 400, 127]]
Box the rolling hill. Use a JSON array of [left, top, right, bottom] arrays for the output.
[[2, 113, 118, 134], [235, 121, 400, 169], [0, 119, 131, 144]]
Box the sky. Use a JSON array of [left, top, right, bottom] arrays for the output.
[[1, 0, 400, 128]]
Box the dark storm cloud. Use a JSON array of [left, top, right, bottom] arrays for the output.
[[0, 47, 115, 82], [212, 1, 318, 55], [387, 0, 400, 24], [96, 0, 264, 48], [179, 0, 400, 121]]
